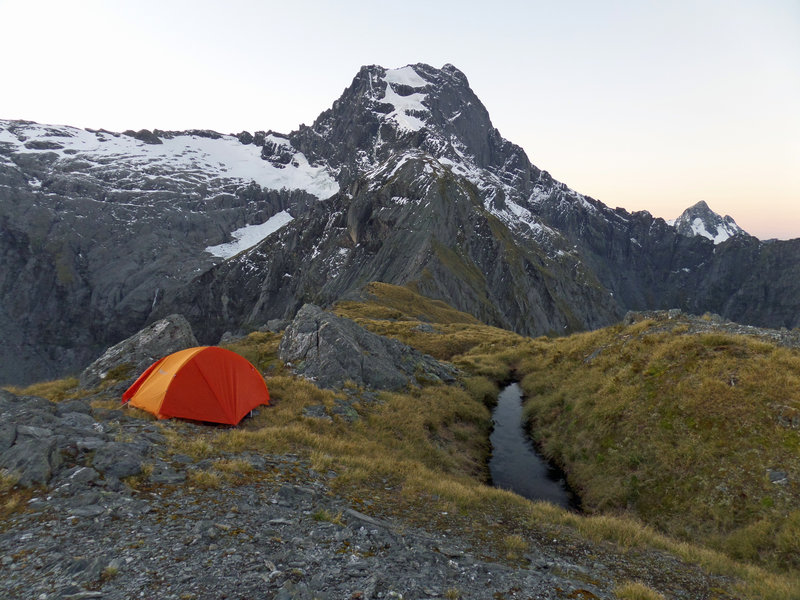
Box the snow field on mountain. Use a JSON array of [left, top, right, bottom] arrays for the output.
[[0, 121, 339, 200], [689, 217, 735, 244], [379, 67, 429, 132], [205, 210, 294, 259], [384, 65, 428, 88]]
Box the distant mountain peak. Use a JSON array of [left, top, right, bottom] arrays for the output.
[[672, 200, 747, 244]]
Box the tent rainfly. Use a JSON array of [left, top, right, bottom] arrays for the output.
[[122, 346, 269, 425]]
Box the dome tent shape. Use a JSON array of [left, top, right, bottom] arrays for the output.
[[122, 346, 269, 425]]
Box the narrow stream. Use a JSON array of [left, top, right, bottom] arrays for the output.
[[489, 383, 579, 510]]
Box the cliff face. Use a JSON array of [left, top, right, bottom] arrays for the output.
[[2, 64, 798, 384]]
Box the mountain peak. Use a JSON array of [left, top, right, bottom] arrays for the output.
[[672, 200, 746, 244]]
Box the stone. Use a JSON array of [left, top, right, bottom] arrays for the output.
[[91, 443, 143, 479], [263, 319, 290, 332], [302, 405, 332, 421], [79, 314, 199, 389], [68, 505, 106, 518], [16, 425, 53, 440], [0, 423, 16, 452], [56, 399, 92, 415], [0, 438, 60, 487], [768, 469, 789, 485], [64, 555, 109, 583], [68, 466, 100, 485], [59, 411, 97, 430], [279, 304, 457, 390], [77, 437, 107, 451], [122, 128, 163, 145], [149, 465, 186, 484]]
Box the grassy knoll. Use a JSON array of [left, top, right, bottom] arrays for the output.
[[512, 315, 800, 574]]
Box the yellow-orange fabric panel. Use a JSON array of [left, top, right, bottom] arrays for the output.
[[125, 347, 205, 417], [123, 346, 269, 425]]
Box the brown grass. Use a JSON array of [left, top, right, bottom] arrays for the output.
[[508, 317, 800, 575], [614, 581, 666, 600], [3, 377, 80, 402]]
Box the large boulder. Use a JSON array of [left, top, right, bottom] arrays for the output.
[[279, 304, 457, 390], [79, 314, 198, 389]]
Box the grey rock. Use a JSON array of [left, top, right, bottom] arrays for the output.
[[56, 399, 92, 415], [58, 411, 97, 430], [76, 437, 107, 451], [302, 405, 332, 421], [64, 555, 108, 583], [123, 128, 163, 145], [218, 330, 247, 344], [768, 469, 789, 485], [0, 423, 16, 452], [79, 313, 198, 389], [0, 438, 60, 487], [68, 505, 106, 518], [149, 465, 186, 484], [90, 442, 143, 479], [279, 304, 457, 390], [63, 592, 105, 600], [263, 318, 290, 332], [67, 466, 100, 485]]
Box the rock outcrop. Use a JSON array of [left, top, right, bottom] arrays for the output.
[[278, 304, 457, 390], [0, 389, 149, 490], [79, 314, 198, 389]]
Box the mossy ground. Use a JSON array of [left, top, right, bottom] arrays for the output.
[[4, 284, 799, 598]]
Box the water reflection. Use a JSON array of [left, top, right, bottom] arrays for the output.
[[488, 383, 579, 510]]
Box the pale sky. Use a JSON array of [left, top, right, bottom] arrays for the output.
[[2, 0, 798, 239]]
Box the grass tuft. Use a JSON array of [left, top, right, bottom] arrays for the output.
[[613, 581, 666, 600]]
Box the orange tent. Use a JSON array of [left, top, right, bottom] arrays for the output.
[[122, 346, 269, 425]]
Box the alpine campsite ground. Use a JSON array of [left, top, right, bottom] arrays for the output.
[[3, 282, 799, 599]]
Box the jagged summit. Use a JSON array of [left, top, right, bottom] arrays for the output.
[[672, 200, 746, 244], [286, 63, 594, 244]]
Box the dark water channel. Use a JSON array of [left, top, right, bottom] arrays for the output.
[[489, 383, 579, 510]]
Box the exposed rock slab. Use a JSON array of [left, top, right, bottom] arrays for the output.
[[79, 314, 198, 389], [279, 304, 457, 390]]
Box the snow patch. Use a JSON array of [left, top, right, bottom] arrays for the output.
[[378, 69, 429, 133], [690, 217, 734, 244], [205, 210, 293, 259], [384, 66, 428, 88]]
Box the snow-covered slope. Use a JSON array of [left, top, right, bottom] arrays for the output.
[[205, 210, 294, 258], [0, 120, 339, 200], [672, 200, 746, 244]]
